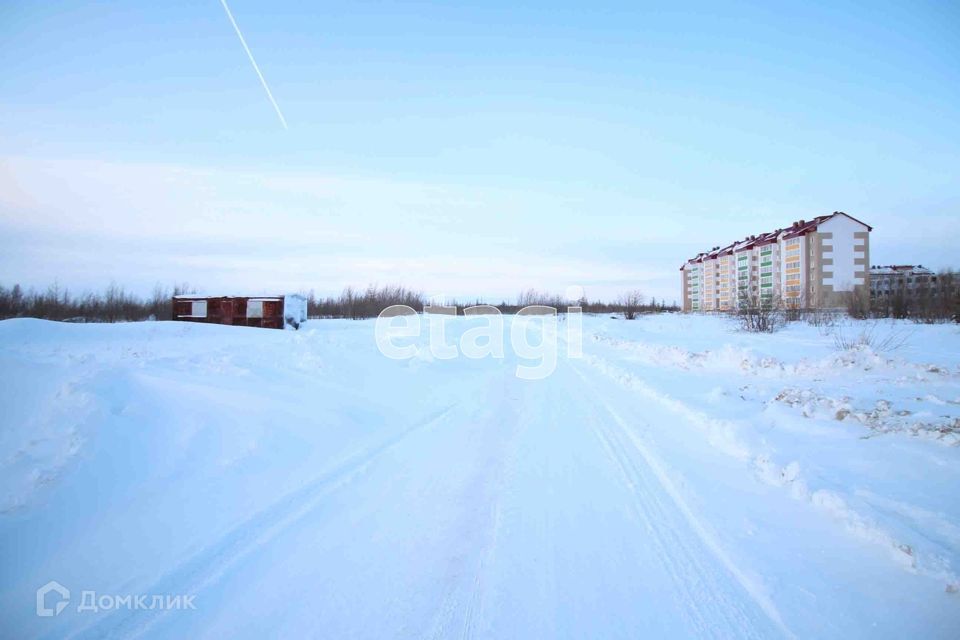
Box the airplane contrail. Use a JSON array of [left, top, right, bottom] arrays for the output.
[[218, 0, 288, 129]]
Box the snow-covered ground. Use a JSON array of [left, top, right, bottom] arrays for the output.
[[1, 314, 958, 639]]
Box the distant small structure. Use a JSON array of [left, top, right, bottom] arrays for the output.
[[869, 265, 935, 300], [868, 265, 960, 320], [172, 294, 307, 330]]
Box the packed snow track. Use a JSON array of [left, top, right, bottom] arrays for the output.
[[2, 316, 958, 638]]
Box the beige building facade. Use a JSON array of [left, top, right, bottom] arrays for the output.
[[680, 212, 871, 312]]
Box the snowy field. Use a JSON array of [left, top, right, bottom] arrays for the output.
[[1, 314, 959, 639]]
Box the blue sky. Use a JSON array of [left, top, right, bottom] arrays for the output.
[[1, 0, 958, 303]]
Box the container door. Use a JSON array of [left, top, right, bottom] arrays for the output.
[[220, 300, 234, 325], [263, 300, 281, 328]]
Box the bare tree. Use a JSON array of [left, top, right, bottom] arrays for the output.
[[889, 289, 910, 320], [844, 288, 870, 320], [618, 289, 645, 320]]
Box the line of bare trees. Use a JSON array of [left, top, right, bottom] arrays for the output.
[[306, 286, 677, 319], [734, 269, 960, 333], [0, 283, 196, 323], [307, 285, 426, 319], [1, 282, 677, 323]]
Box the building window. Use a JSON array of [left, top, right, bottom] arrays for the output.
[[192, 301, 207, 318]]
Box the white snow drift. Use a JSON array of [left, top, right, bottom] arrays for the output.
[[1, 314, 958, 639]]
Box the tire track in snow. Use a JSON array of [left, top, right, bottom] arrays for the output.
[[422, 372, 523, 640], [572, 368, 756, 638], [591, 419, 724, 637], [591, 410, 766, 639], [569, 363, 795, 639], [62, 402, 462, 640], [457, 500, 502, 640]]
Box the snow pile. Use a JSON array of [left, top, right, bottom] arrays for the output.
[[773, 389, 960, 446], [593, 326, 958, 382]]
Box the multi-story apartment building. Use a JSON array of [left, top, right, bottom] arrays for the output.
[[680, 212, 871, 312], [869, 265, 935, 301], [869, 265, 959, 318]]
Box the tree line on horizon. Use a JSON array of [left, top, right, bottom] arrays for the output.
[[5, 277, 957, 325], [0, 282, 678, 323], [305, 286, 676, 319], [0, 282, 195, 323]]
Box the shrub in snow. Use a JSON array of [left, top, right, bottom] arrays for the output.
[[736, 294, 784, 333], [832, 323, 910, 353]]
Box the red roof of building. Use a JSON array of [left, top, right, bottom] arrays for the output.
[[781, 212, 873, 239], [681, 211, 871, 266], [781, 216, 827, 239]]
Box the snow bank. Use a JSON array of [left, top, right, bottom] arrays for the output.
[[581, 314, 960, 595]]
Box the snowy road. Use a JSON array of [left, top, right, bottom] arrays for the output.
[[2, 316, 958, 638]]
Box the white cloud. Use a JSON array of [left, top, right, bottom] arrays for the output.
[[0, 156, 681, 302]]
